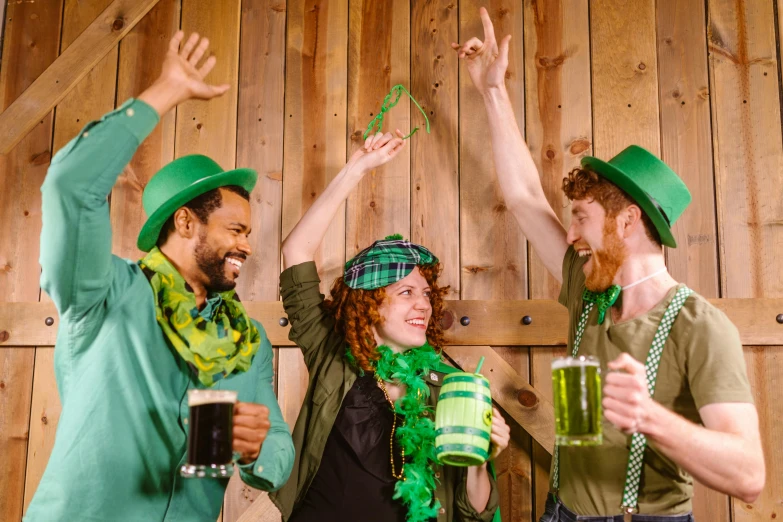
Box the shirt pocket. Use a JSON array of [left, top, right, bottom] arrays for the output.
[[311, 379, 334, 406]]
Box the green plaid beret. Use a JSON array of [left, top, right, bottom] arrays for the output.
[[344, 234, 439, 290]]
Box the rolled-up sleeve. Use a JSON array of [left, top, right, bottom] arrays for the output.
[[453, 465, 501, 522]]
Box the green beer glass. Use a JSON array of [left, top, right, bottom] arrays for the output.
[[552, 356, 602, 446]]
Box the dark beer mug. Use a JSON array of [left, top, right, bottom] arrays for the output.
[[180, 389, 237, 478]]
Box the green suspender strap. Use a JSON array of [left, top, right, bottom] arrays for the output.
[[552, 286, 693, 515]]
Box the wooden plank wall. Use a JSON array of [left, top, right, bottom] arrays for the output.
[[1, 1, 782, 521]]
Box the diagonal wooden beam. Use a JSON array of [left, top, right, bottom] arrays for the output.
[[444, 345, 556, 454], [0, 0, 161, 155]]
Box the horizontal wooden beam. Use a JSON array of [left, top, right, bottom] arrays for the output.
[[0, 0, 160, 154], [2, 298, 782, 347], [444, 345, 555, 454]]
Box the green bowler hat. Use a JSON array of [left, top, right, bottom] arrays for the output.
[[137, 154, 257, 252], [581, 145, 691, 248]]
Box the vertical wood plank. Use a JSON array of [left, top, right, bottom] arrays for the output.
[[459, 3, 529, 521], [111, 0, 180, 260], [492, 348, 533, 522], [708, 0, 783, 519], [410, 0, 459, 296], [657, 0, 720, 296], [530, 345, 567, 519], [0, 349, 36, 521], [22, 348, 58, 514], [656, 2, 727, 520], [279, 0, 348, 428], [708, 0, 783, 300], [176, 0, 241, 168], [591, 0, 660, 158], [346, 0, 411, 255], [0, 1, 63, 519], [51, 0, 117, 154], [741, 346, 783, 522], [459, 0, 527, 302], [523, 0, 591, 517], [224, 1, 287, 518], [234, 0, 286, 303]]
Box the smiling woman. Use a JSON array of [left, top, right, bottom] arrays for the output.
[[271, 128, 510, 522]]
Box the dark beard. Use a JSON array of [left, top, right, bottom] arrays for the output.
[[194, 232, 241, 292], [584, 218, 627, 292]]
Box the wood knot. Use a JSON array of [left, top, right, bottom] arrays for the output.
[[638, 62, 646, 70], [112, 18, 125, 31], [0, 331, 9, 343], [0, 381, 5, 389], [569, 138, 590, 155], [196, 123, 203, 130], [369, 201, 376, 208], [439, 310, 454, 330], [41, 415, 48, 425], [31, 150, 52, 166], [517, 389, 538, 407], [351, 130, 363, 141], [545, 149, 556, 160]]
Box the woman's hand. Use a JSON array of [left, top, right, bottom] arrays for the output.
[[347, 129, 407, 175]]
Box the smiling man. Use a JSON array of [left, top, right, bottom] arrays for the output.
[[25, 32, 293, 522], [452, 7, 766, 522]]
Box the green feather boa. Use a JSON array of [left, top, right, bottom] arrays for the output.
[[346, 343, 442, 522]]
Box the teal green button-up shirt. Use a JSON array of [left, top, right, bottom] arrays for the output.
[[25, 99, 294, 522]]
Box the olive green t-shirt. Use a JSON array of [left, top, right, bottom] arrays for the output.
[[554, 246, 753, 516]]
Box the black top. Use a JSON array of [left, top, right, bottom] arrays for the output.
[[289, 374, 409, 522]]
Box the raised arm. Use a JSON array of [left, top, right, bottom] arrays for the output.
[[281, 131, 406, 269], [452, 8, 569, 281], [40, 32, 229, 320]]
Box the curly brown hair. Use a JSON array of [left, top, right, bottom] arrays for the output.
[[322, 263, 449, 373], [562, 167, 662, 247]]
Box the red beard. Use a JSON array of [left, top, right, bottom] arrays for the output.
[[584, 218, 627, 292]]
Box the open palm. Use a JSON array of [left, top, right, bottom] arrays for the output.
[[451, 8, 512, 95], [160, 31, 230, 101]]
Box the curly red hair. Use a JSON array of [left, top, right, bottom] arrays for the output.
[[322, 263, 449, 373], [562, 167, 662, 246]]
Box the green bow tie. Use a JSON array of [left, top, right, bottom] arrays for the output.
[[582, 285, 622, 324]]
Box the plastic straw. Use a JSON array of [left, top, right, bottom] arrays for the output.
[[475, 356, 485, 374]]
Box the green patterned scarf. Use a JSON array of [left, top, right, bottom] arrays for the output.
[[139, 247, 261, 386]]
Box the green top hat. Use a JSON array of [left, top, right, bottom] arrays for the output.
[[137, 154, 257, 252], [581, 145, 691, 248]]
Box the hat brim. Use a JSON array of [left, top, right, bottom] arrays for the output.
[[137, 168, 257, 252], [581, 156, 677, 248]]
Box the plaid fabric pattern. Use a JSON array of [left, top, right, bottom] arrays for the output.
[[344, 238, 439, 290]]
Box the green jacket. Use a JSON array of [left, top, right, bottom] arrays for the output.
[[25, 98, 294, 522], [270, 262, 500, 521]]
